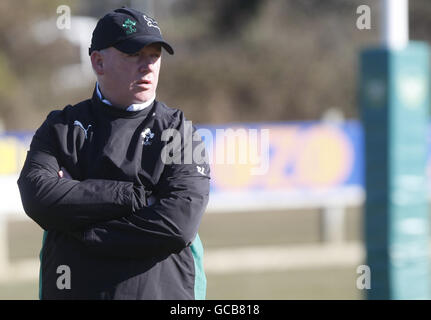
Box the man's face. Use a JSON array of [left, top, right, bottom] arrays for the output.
[[93, 43, 162, 107]]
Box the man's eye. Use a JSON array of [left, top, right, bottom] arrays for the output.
[[128, 53, 140, 57]]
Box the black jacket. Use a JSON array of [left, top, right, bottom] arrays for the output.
[[17, 88, 210, 299]]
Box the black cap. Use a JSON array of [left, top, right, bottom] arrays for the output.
[[89, 7, 174, 55]]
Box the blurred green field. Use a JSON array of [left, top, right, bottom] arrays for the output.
[[0, 267, 365, 300], [2, 208, 365, 300]]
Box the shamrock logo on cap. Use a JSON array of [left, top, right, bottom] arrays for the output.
[[122, 18, 137, 35]]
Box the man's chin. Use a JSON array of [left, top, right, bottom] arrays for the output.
[[132, 94, 155, 105]]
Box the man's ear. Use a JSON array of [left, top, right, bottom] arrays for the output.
[[90, 51, 105, 75]]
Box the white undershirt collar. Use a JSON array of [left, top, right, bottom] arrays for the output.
[[96, 82, 155, 112]]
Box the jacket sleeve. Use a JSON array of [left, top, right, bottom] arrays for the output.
[[17, 111, 136, 232], [70, 117, 211, 259]]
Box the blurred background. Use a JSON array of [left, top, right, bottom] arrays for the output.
[[0, 0, 431, 299]]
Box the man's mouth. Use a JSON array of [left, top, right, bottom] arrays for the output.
[[137, 79, 152, 84], [136, 79, 152, 89]]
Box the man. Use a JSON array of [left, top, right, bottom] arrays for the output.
[[17, 7, 210, 300]]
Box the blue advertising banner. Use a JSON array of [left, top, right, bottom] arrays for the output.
[[196, 121, 363, 192], [4, 120, 431, 213], [1, 122, 365, 193]]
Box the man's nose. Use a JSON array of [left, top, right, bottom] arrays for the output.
[[138, 57, 155, 73]]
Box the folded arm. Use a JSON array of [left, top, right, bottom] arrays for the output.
[[71, 163, 210, 259], [70, 119, 211, 259], [17, 112, 140, 232]]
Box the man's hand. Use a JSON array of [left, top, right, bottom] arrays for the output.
[[57, 166, 149, 212], [58, 167, 72, 179], [133, 185, 148, 212]]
